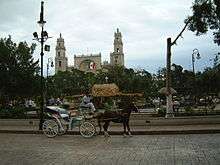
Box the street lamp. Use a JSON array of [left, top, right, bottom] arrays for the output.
[[105, 76, 108, 83], [192, 48, 201, 75], [33, 1, 51, 130], [47, 57, 54, 78], [192, 48, 201, 105], [46, 57, 53, 103]]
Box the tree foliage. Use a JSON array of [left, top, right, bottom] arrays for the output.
[[0, 36, 39, 103], [186, 0, 220, 45], [196, 65, 220, 95], [46, 63, 220, 100], [46, 66, 154, 98], [47, 69, 91, 97]]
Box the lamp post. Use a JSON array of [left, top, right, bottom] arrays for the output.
[[192, 48, 201, 75], [46, 57, 53, 103], [192, 48, 201, 104], [46, 57, 54, 78], [33, 1, 50, 130], [105, 76, 108, 83]]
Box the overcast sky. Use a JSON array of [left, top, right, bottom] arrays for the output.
[[0, 0, 219, 75]]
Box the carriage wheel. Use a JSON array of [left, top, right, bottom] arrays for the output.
[[79, 121, 96, 138], [42, 119, 59, 138]]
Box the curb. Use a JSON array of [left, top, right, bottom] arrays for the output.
[[1, 129, 220, 135]]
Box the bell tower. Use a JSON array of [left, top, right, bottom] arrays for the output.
[[110, 28, 124, 66], [55, 33, 68, 73]]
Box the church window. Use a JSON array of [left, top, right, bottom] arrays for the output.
[[117, 48, 119, 52], [58, 52, 60, 57], [59, 61, 62, 67]]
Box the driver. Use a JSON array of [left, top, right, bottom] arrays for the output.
[[80, 91, 96, 113]]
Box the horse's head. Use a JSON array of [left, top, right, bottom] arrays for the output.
[[122, 102, 138, 113]]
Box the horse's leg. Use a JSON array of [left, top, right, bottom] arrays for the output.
[[98, 119, 102, 135], [103, 121, 110, 137], [126, 119, 132, 137], [123, 118, 127, 137]]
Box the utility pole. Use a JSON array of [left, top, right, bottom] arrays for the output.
[[165, 19, 190, 118], [165, 38, 174, 118]]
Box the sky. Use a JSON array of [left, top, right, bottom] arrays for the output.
[[0, 0, 219, 75]]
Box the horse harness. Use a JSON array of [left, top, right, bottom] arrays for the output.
[[96, 110, 130, 122]]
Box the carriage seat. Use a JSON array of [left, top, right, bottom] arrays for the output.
[[79, 106, 93, 117], [79, 106, 90, 109], [79, 106, 92, 112]]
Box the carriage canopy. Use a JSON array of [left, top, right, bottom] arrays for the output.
[[92, 83, 119, 97], [92, 83, 143, 97]]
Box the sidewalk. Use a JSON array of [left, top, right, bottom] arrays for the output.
[[1, 124, 220, 135], [1, 116, 220, 135]]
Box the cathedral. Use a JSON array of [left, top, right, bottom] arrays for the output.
[[55, 28, 124, 73]]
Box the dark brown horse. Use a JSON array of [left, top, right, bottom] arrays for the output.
[[97, 101, 138, 137]]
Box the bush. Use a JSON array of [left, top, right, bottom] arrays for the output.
[[0, 106, 27, 119], [184, 106, 193, 115], [157, 107, 166, 117]]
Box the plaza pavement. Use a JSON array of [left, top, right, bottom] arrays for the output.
[[0, 133, 220, 165]]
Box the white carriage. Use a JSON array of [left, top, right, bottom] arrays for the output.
[[42, 106, 96, 138]]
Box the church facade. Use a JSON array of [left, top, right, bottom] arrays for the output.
[[55, 28, 124, 73]]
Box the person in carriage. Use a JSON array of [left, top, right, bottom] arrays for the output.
[[80, 91, 96, 113]]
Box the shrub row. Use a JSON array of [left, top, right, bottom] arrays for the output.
[[0, 107, 39, 119]]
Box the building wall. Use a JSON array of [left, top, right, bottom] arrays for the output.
[[74, 53, 102, 73]]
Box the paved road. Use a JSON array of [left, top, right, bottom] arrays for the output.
[[0, 134, 220, 165]]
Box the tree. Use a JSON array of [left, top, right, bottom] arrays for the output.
[[47, 68, 97, 97], [104, 66, 153, 96], [0, 36, 39, 104], [171, 64, 184, 93], [213, 52, 220, 67], [196, 66, 220, 95], [186, 0, 220, 45]]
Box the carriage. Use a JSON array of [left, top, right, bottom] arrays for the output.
[[42, 83, 142, 138]]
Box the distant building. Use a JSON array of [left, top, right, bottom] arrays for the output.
[[110, 28, 124, 66], [55, 33, 68, 73], [74, 53, 102, 73], [55, 28, 124, 73]]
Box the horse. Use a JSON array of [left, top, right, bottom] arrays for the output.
[[96, 101, 138, 137]]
